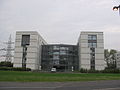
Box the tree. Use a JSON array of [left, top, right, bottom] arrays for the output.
[[104, 49, 117, 69], [104, 49, 109, 68]]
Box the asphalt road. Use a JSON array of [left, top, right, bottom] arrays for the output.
[[0, 80, 120, 90]]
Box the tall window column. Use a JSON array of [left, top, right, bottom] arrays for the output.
[[21, 35, 30, 68], [88, 35, 97, 70]]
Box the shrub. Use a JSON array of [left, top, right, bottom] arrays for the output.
[[0, 61, 13, 67], [87, 69, 100, 73], [0, 67, 31, 71], [0, 67, 12, 71], [101, 69, 120, 73], [80, 68, 88, 73], [80, 68, 120, 73]]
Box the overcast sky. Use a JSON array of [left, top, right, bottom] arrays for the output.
[[0, 0, 120, 50]]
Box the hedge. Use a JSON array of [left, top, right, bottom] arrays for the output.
[[0, 67, 31, 71], [0, 61, 13, 67], [80, 68, 120, 73]]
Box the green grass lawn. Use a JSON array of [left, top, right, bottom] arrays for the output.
[[0, 71, 120, 82]]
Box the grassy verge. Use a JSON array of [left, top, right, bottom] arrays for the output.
[[0, 71, 120, 82]]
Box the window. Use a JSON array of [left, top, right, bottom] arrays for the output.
[[21, 35, 30, 46], [88, 35, 97, 40], [48, 51, 52, 55], [90, 48, 95, 70], [88, 35, 97, 48], [60, 50, 66, 55], [90, 48, 95, 53], [60, 47, 66, 50], [53, 60, 59, 65], [88, 42, 92, 47], [92, 35, 97, 40], [49, 55, 53, 58], [88, 42, 97, 48], [93, 42, 97, 47], [53, 52, 59, 54], [60, 56, 67, 60], [53, 46, 59, 50], [53, 55, 59, 60], [22, 46, 27, 68], [88, 35, 92, 40]]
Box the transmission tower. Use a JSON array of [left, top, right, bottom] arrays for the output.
[[0, 35, 14, 62]]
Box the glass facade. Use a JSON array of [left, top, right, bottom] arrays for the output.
[[88, 35, 97, 70], [90, 48, 95, 70], [21, 35, 30, 68], [22, 46, 27, 68], [41, 44, 78, 72]]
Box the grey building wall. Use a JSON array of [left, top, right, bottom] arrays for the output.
[[115, 51, 120, 69], [13, 31, 47, 70], [78, 32, 105, 70]]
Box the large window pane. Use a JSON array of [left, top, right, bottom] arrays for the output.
[[60, 47, 66, 50], [88, 35, 92, 40], [60, 50, 66, 55], [53, 55, 59, 60], [92, 35, 97, 40], [93, 42, 97, 47], [88, 42, 92, 47], [88, 35, 97, 40], [88, 42, 97, 48], [21, 35, 30, 46], [53, 46, 59, 50], [53, 52, 59, 54], [53, 60, 59, 65]]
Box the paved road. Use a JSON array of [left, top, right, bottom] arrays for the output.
[[0, 80, 120, 90]]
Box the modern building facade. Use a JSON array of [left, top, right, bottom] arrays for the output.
[[78, 32, 105, 70], [13, 31, 47, 70], [115, 51, 120, 69], [41, 44, 78, 71], [13, 31, 105, 71]]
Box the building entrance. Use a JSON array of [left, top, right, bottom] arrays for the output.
[[53, 66, 66, 72]]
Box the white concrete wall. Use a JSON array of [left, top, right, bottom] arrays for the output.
[[13, 31, 47, 70], [115, 52, 120, 69]]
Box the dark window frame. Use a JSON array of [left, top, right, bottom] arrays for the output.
[[21, 35, 30, 46]]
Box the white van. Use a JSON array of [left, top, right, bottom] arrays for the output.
[[51, 68, 56, 72]]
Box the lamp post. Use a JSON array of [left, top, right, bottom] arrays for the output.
[[113, 5, 120, 15]]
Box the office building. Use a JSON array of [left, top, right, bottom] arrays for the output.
[[13, 31, 47, 70], [78, 32, 105, 70], [13, 31, 105, 71]]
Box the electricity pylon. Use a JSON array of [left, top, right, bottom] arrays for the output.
[[0, 35, 14, 62]]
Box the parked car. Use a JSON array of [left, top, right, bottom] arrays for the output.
[[51, 68, 56, 72]]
